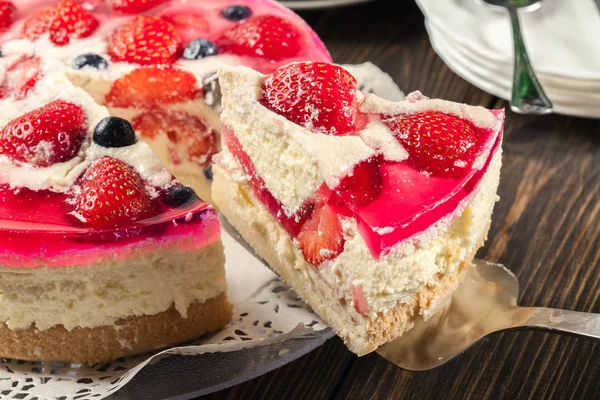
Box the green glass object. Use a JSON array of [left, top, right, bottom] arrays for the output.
[[508, 7, 553, 114], [481, 0, 553, 114]]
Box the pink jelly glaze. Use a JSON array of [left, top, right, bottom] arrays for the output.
[[0, 185, 220, 268], [0, 0, 331, 72], [224, 108, 504, 260]]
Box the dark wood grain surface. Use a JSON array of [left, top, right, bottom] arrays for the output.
[[200, 0, 600, 398]]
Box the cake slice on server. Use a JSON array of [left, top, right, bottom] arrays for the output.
[[212, 62, 504, 355]]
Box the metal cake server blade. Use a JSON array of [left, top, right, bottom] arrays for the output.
[[376, 259, 600, 371]]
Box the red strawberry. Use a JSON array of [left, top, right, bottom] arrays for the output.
[[108, 16, 181, 65], [383, 112, 484, 178], [334, 156, 383, 208], [107, 0, 168, 14], [161, 11, 209, 43], [296, 202, 344, 266], [0, 100, 87, 167], [261, 61, 359, 136], [105, 65, 198, 107], [72, 157, 153, 228], [0, 55, 41, 100], [0, 1, 16, 33], [218, 15, 301, 60], [22, 0, 99, 46], [132, 109, 216, 168], [350, 283, 369, 316]]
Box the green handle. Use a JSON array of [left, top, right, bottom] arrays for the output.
[[509, 8, 553, 114]]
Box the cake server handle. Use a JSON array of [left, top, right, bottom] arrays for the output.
[[507, 307, 600, 339], [508, 7, 553, 114]]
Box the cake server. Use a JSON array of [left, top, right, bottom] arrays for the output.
[[376, 259, 600, 371], [478, 0, 553, 114]]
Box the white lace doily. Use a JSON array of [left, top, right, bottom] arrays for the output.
[[0, 62, 403, 400]]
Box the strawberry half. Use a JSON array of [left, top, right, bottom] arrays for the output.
[[261, 61, 359, 136], [0, 100, 87, 167], [0, 55, 41, 100], [0, 1, 16, 33], [107, 0, 168, 14], [108, 16, 181, 65], [72, 157, 153, 228], [218, 15, 301, 60], [383, 112, 484, 178], [132, 109, 217, 168], [350, 283, 369, 316], [296, 202, 345, 266], [105, 65, 198, 107], [22, 0, 99, 46]]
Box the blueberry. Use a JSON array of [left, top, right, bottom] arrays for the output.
[[165, 185, 199, 207], [71, 54, 108, 70], [203, 165, 213, 180], [183, 39, 218, 60], [221, 5, 252, 21], [93, 117, 137, 148]]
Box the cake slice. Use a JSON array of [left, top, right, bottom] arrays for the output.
[[213, 62, 504, 355], [0, 72, 231, 364]]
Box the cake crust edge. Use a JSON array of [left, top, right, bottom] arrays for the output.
[[0, 294, 232, 365]]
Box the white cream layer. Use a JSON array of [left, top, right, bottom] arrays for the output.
[[0, 240, 226, 331], [215, 143, 501, 317]]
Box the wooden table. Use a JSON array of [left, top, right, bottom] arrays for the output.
[[201, 0, 600, 398]]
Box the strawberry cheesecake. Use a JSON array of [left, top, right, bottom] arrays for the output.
[[213, 62, 504, 355], [0, 0, 331, 202], [0, 67, 231, 363]]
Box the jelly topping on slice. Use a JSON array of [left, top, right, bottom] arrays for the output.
[[0, 99, 87, 167], [261, 61, 359, 135], [333, 155, 383, 208]]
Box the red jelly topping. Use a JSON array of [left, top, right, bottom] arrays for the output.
[[0, 185, 219, 268], [224, 109, 503, 261]]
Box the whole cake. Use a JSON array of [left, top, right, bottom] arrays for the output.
[[213, 62, 504, 355], [0, 0, 329, 363], [0, 0, 331, 201], [0, 75, 231, 364]]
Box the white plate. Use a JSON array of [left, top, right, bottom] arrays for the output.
[[426, 21, 600, 119]]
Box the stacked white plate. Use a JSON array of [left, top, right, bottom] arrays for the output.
[[416, 0, 600, 118]]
